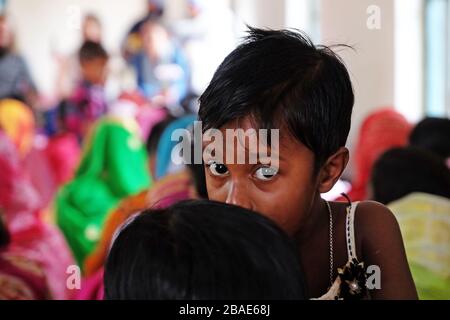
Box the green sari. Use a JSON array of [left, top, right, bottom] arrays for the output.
[[56, 117, 151, 267]]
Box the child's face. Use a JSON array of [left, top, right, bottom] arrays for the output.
[[203, 117, 321, 235], [81, 57, 108, 85]]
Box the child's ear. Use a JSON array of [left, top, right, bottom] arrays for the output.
[[318, 147, 349, 193]]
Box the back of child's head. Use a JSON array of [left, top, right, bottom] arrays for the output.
[[371, 146, 450, 204], [78, 40, 108, 64], [199, 27, 354, 170], [409, 117, 450, 160], [104, 200, 306, 299]]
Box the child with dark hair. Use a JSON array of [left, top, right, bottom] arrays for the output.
[[198, 27, 417, 299], [63, 41, 109, 141], [104, 200, 306, 300], [409, 117, 450, 163], [371, 146, 450, 205], [371, 147, 450, 299]]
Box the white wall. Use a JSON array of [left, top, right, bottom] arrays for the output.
[[285, 0, 320, 41], [231, 0, 285, 32], [6, 0, 147, 98], [395, 0, 424, 123], [320, 0, 395, 178]]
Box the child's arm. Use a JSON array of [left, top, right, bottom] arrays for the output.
[[357, 201, 418, 299]]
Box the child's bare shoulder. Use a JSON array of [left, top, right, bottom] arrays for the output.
[[354, 200, 403, 247], [356, 200, 398, 223]]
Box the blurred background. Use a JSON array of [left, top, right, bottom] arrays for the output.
[[0, 0, 449, 300], [1, 0, 449, 177]]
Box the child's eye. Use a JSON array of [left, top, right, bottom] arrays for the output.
[[207, 161, 230, 177], [254, 166, 278, 181]]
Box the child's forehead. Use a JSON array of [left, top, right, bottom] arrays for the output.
[[200, 117, 305, 154], [218, 117, 299, 144]]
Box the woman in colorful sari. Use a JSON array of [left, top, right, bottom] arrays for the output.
[[344, 108, 412, 201], [371, 147, 450, 299], [0, 99, 74, 299], [0, 212, 51, 300], [77, 115, 204, 299], [56, 94, 151, 267]]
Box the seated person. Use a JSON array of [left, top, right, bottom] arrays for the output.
[[130, 18, 190, 109], [0, 213, 51, 300], [0, 99, 75, 300], [371, 146, 450, 299], [0, 14, 37, 107], [409, 117, 450, 166], [56, 94, 151, 267], [63, 41, 109, 142], [104, 200, 306, 300], [81, 119, 206, 296], [344, 108, 412, 201]]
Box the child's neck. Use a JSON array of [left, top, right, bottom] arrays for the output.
[[295, 194, 329, 245]]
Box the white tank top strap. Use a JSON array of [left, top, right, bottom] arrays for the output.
[[345, 201, 360, 262]]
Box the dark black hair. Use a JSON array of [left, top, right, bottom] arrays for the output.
[[78, 40, 109, 63], [145, 116, 176, 156], [371, 146, 450, 204], [186, 142, 207, 198], [0, 212, 10, 248], [104, 200, 306, 300], [409, 117, 450, 160], [199, 27, 354, 170]]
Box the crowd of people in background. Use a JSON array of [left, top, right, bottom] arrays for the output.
[[0, 0, 449, 301]]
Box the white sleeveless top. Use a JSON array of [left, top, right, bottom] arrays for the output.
[[345, 201, 359, 262], [314, 201, 366, 300]]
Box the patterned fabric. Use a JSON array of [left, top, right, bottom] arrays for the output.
[[62, 81, 107, 141], [0, 250, 51, 300], [389, 192, 450, 299], [315, 202, 368, 300]]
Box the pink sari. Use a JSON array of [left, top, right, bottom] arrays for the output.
[[44, 132, 81, 186], [0, 131, 75, 299], [0, 247, 51, 300]]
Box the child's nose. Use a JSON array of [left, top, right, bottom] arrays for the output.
[[225, 182, 252, 211]]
